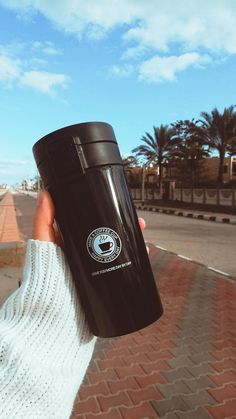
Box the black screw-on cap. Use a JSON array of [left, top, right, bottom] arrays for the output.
[[32, 122, 122, 187], [33, 122, 117, 166]]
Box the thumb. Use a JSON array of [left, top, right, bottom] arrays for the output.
[[32, 190, 56, 243]]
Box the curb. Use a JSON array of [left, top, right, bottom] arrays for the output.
[[153, 243, 236, 282], [135, 204, 236, 225]]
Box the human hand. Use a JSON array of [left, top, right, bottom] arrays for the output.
[[32, 190, 62, 244], [33, 190, 148, 250]]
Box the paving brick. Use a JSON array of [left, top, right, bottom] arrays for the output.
[[208, 370, 236, 386], [0, 196, 22, 244], [157, 380, 192, 398], [86, 360, 99, 373], [210, 358, 236, 372], [115, 364, 145, 379], [95, 339, 114, 351], [92, 350, 105, 361], [186, 362, 215, 377], [192, 334, 213, 344], [73, 397, 100, 415], [129, 343, 156, 355], [212, 338, 234, 350], [135, 372, 166, 388], [211, 348, 236, 360], [97, 392, 132, 412], [88, 368, 118, 385], [133, 333, 159, 345], [146, 350, 174, 361], [208, 383, 236, 403], [164, 413, 179, 419], [207, 400, 236, 418], [171, 342, 214, 357], [150, 396, 189, 416], [70, 413, 85, 419], [119, 401, 158, 418], [78, 382, 110, 401], [85, 409, 122, 419], [101, 347, 131, 360], [162, 367, 193, 383], [181, 389, 216, 408], [112, 336, 137, 349], [166, 354, 195, 369], [108, 377, 139, 394], [183, 375, 217, 392], [140, 360, 169, 374], [176, 407, 213, 418], [123, 352, 150, 366], [128, 385, 163, 405], [189, 352, 215, 365], [97, 357, 126, 371]]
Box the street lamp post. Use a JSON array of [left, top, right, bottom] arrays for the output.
[[141, 158, 153, 203]]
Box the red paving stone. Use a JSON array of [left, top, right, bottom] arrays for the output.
[[1, 192, 236, 418], [71, 246, 236, 418], [0, 192, 21, 243]]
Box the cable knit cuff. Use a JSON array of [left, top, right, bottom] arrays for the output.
[[0, 239, 96, 419]]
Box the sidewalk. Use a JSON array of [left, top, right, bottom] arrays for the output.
[[71, 246, 236, 418], [0, 191, 236, 417], [134, 202, 236, 225], [0, 191, 25, 304]]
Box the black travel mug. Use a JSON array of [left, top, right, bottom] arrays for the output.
[[33, 122, 163, 337]]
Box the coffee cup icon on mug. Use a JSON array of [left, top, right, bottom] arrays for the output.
[[99, 241, 113, 254]]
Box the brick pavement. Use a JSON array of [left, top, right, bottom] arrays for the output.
[[71, 247, 236, 419], [1, 192, 236, 418], [12, 192, 37, 241], [0, 191, 22, 242]]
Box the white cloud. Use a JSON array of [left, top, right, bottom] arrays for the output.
[[0, 54, 21, 81], [0, 41, 69, 94], [0, 0, 138, 35], [108, 64, 134, 79], [32, 41, 62, 55], [29, 57, 47, 69], [1, 0, 236, 54], [139, 52, 211, 83], [1, 0, 236, 82], [20, 70, 70, 94], [121, 45, 147, 61]]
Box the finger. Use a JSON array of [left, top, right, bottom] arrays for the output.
[[32, 190, 56, 243], [138, 217, 146, 230], [54, 225, 63, 247]]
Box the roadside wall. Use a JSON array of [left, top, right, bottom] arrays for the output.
[[130, 187, 236, 207]]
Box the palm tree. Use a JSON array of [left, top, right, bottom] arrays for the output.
[[171, 119, 209, 187], [122, 155, 141, 188], [132, 125, 175, 188], [122, 155, 140, 168], [197, 106, 236, 186]]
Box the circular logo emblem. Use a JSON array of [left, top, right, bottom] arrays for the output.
[[87, 227, 122, 263]]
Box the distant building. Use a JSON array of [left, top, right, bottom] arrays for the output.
[[125, 156, 236, 186], [200, 156, 236, 183]]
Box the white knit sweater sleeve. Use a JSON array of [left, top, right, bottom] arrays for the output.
[[0, 239, 96, 419]]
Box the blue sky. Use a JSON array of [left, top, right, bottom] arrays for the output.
[[1, 0, 236, 185]]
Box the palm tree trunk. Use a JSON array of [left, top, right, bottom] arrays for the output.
[[217, 152, 225, 186]]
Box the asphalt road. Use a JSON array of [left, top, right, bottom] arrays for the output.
[[138, 209, 236, 279], [11, 192, 236, 279]]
